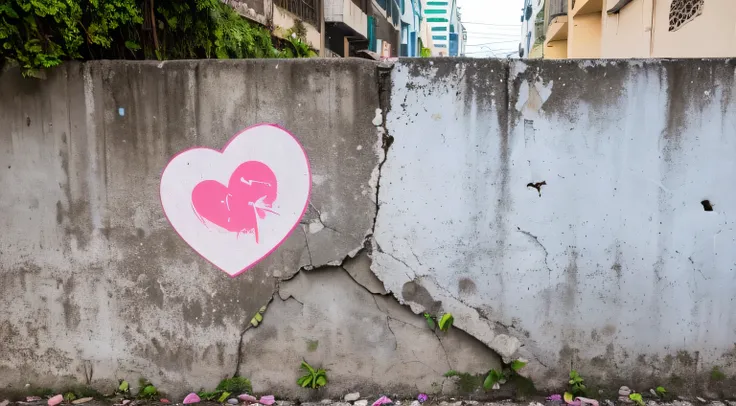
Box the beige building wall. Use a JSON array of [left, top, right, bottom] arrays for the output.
[[546, 40, 569, 57], [568, 13, 602, 57], [600, 0, 651, 57], [273, 6, 322, 51], [547, 0, 736, 59], [652, 0, 736, 57]]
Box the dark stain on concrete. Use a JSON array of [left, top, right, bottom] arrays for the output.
[[402, 280, 442, 314], [563, 248, 579, 311], [61, 278, 80, 329], [306, 339, 319, 352], [182, 299, 204, 325], [458, 277, 477, 295]]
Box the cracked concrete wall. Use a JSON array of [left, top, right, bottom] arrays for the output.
[[0, 59, 396, 397], [373, 58, 736, 395], [4, 57, 736, 399]]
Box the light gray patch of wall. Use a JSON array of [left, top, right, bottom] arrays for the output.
[[374, 58, 736, 394], [0, 59, 380, 396]]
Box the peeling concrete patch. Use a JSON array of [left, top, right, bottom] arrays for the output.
[[515, 79, 553, 119]]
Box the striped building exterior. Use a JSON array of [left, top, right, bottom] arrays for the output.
[[422, 0, 463, 56], [423, 0, 451, 54]]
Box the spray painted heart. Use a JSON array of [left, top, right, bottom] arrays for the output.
[[160, 124, 311, 277]]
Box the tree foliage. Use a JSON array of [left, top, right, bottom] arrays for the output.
[[0, 0, 314, 76]]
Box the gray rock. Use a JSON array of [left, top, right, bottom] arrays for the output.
[[228, 399, 239, 405], [354, 401, 368, 406], [618, 396, 633, 404], [344, 394, 361, 402], [410, 401, 420, 406], [321, 401, 333, 405], [604, 400, 615, 406], [619, 387, 632, 397], [696, 398, 707, 404]]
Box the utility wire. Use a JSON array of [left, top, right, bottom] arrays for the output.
[[466, 40, 519, 45], [461, 22, 522, 26]]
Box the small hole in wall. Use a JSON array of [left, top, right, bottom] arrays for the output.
[[701, 200, 713, 212]]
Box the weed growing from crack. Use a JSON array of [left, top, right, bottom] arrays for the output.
[[297, 360, 328, 389]]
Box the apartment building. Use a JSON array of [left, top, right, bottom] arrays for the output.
[[542, 0, 736, 58]]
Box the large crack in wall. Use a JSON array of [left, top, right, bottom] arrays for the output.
[[234, 60, 505, 399]]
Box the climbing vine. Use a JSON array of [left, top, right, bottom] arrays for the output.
[[0, 0, 314, 77]]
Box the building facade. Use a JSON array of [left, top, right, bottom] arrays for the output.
[[419, 0, 463, 56], [399, 0, 423, 56], [228, 0, 325, 54], [542, 0, 736, 58], [519, 0, 546, 58]]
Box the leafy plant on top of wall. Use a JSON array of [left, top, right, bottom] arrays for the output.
[[0, 0, 314, 77], [297, 360, 328, 389]]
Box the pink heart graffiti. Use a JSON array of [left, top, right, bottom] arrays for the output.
[[191, 161, 278, 243]]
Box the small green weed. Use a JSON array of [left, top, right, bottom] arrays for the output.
[[438, 313, 454, 332], [655, 386, 667, 398], [250, 305, 268, 328], [297, 360, 327, 389], [711, 366, 726, 381], [424, 313, 453, 332], [568, 370, 586, 396], [63, 393, 76, 403], [137, 379, 159, 400], [423, 313, 436, 330], [482, 359, 528, 390], [216, 377, 252, 394], [197, 377, 251, 401], [443, 370, 459, 378], [483, 369, 505, 390], [117, 380, 130, 395], [629, 393, 644, 406]]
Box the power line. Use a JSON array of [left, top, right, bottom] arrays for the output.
[[466, 34, 521, 38], [461, 22, 522, 26], [466, 40, 519, 45]]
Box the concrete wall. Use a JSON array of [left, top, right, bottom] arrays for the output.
[[0, 59, 499, 399], [376, 58, 736, 396], [2, 58, 736, 399]]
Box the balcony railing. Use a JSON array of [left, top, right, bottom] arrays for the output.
[[547, 0, 568, 24], [276, 0, 320, 26]]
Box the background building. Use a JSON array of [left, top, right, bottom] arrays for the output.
[[400, 0, 423, 56], [228, 0, 325, 54], [420, 0, 463, 56], [518, 0, 545, 58], [543, 0, 736, 58], [324, 0, 370, 57]]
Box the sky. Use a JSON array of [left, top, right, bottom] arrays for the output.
[[457, 0, 524, 58]]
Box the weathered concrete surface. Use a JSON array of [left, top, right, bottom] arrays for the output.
[[4, 57, 736, 398], [0, 59, 385, 396], [238, 261, 500, 399], [373, 58, 736, 396]]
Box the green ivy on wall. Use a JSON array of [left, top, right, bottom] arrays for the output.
[[0, 0, 314, 77]]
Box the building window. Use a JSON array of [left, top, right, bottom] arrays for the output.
[[275, 0, 320, 27], [669, 0, 704, 32]]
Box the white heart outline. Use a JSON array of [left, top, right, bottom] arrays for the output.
[[159, 123, 311, 277]]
